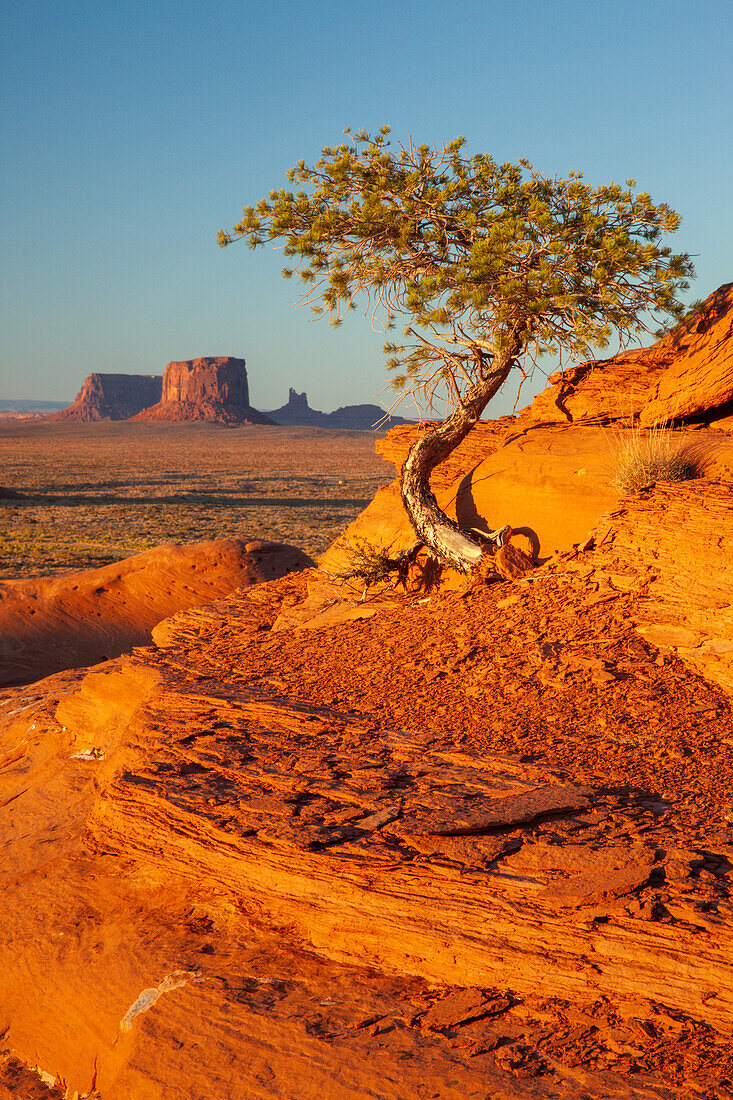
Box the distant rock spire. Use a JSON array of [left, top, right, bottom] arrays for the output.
[[287, 388, 310, 409]]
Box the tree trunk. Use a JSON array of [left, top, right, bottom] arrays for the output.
[[400, 352, 518, 573]]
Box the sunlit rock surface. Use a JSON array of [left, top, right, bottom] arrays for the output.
[[524, 282, 733, 429], [0, 538, 312, 686], [49, 373, 163, 422], [2, 494, 733, 1095], [134, 357, 274, 424]]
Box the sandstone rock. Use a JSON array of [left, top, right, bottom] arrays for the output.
[[420, 989, 512, 1030], [524, 283, 733, 430], [540, 861, 656, 908], [495, 541, 535, 580], [525, 346, 668, 426], [589, 480, 733, 693], [164, 356, 250, 404], [0, 538, 313, 686], [134, 357, 273, 424], [451, 425, 627, 559], [374, 418, 516, 492], [400, 546, 447, 593], [323, 422, 733, 573], [2, 515, 733, 1093], [14, 643, 733, 1053], [4, 668, 578, 1099], [327, 401, 412, 430], [390, 782, 591, 836], [48, 373, 162, 422], [2, 374, 733, 1096], [269, 387, 322, 425], [641, 283, 733, 426]]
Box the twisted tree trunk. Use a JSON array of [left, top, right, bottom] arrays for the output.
[[400, 348, 519, 573]]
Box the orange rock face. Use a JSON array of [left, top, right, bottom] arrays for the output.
[[374, 418, 516, 492], [590, 480, 733, 694], [0, 538, 312, 686], [321, 420, 517, 574], [526, 344, 669, 425], [134, 357, 274, 423], [323, 282, 733, 578], [323, 422, 733, 571], [162, 356, 250, 404], [641, 283, 733, 426], [3, 287, 733, 1094], [524, 282, 733, 429], [494, 540, 535, 580]]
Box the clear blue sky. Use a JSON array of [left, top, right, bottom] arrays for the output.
[[2, 0, 731, 414]]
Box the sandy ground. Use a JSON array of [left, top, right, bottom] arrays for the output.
[[0, 420, 392, 577]]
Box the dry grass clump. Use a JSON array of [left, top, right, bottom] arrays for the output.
[[612, 428, 699, 494]]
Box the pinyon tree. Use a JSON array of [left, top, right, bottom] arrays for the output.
[[219, 127, 693, 573]]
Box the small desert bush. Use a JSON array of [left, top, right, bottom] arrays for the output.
[[338, 536, 404, 587], [612, 427, 699, 494]]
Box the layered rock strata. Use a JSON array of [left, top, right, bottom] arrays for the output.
[[322, 422, 733, 571], [82, 667, 733, 1029], [2, 512, 732, 1094], [588, 480, 733, 693], [134, 357, 273, 424], [374, 417, 517, 493], [524, 282, 733, 429], [49, 373, 162, 422]]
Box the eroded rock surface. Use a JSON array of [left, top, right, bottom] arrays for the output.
[[641, 283, 733, 426], [48, 373, 163, 422], [134, 357, 273, 424], [525, 282, 733, 429], [322, 422, 733, 570], [374, 418, 516, 492], [588, 480, 733, 693], [2, 494, 732, 1096], [0, 538, 312, 687]]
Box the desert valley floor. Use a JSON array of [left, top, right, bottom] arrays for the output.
[[0, 422, 389, 578]]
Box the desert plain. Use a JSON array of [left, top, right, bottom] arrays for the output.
[[0, 421, 389, 577]]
